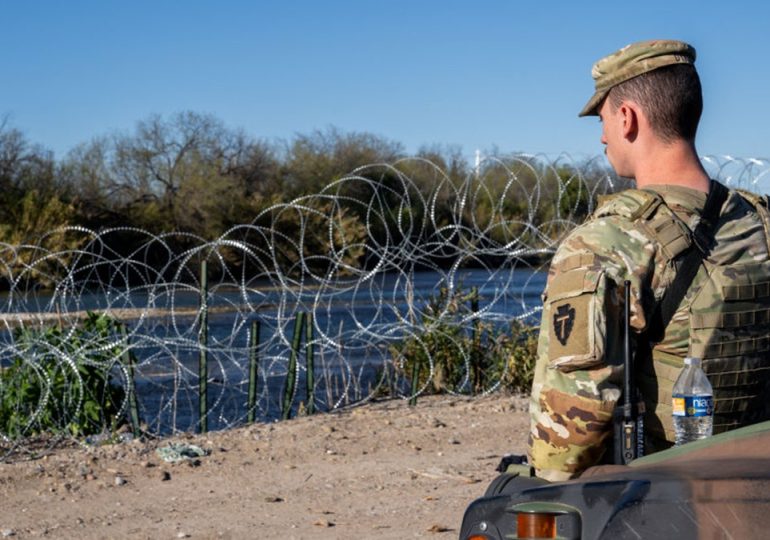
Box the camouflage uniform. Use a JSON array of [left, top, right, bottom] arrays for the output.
[[529, 184, 770, 481], [528, 39, 770, 481]]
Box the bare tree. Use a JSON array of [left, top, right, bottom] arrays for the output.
[[61, 111, 279, 236], [281, 127, 405, 197]]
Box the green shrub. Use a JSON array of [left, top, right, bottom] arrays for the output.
[[498, 321, 539, 393], [0, 312, 129, 439], [390, 286, 539, 395]]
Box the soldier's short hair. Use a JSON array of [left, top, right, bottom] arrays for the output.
[[607, 64, 703, 143]]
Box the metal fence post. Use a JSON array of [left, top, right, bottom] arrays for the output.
[[247, 319, 261, 423], [305, 312, 315, 415], [470, 287, 482, 394], [282, 311, 305, 420], [119, 323, 141, 436], [198, 259, 208, 433]]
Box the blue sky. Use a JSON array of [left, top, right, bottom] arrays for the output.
[[2, 0, 769, 162]]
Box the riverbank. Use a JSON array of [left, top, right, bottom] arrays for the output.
[[0, 393, 530, 539]]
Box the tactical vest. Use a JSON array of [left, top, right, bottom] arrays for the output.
[[594, 186, 770, 444]]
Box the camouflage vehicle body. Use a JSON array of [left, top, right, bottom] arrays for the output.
[[460, 419, 770, 539]]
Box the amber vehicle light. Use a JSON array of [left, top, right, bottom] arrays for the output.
[[517, 512, 557, 538]]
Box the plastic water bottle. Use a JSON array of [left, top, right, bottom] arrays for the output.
[[672, 357, 713, 446]]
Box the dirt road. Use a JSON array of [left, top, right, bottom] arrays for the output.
[[0, 394, 530, 539]]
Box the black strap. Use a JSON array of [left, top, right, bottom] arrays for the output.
[[655, 180, 730, 332]]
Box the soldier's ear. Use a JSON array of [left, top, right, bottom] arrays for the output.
[[618, 102, 640, 142]]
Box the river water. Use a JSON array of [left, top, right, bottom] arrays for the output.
[[1, 268, 547, 433]]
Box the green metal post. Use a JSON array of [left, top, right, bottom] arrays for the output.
[[282, 312, 305, 420], [120, 324, 141, 436], [470, 287, 481, 394], [305, 312, 315, 415], [247, 319, 261, 423], [409, 354, 420, 406], [408, 277, 419, 406], [199, 260, 208, 433]]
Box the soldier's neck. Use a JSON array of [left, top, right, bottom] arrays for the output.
[[632, 139, 710, 193]]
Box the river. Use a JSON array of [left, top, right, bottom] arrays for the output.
[[1, 267, 547, 434]]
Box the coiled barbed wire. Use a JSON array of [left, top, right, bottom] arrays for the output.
[[0, 154, 766, 457]]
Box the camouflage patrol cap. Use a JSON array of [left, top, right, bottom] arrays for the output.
[[578, 39, 696, 117]]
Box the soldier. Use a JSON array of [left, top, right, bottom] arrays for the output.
[[528, 39, 770, 481]]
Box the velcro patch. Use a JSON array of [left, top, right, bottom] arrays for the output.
[[545, 268, 606, 372]]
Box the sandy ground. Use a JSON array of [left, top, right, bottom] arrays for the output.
[[0, 394, 530, 539]]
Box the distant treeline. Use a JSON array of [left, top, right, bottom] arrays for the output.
[[0, 111, 616, 289]]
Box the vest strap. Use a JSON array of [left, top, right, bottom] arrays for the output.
[[654, 180, 730, 334]]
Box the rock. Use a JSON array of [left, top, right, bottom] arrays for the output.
[[1, 529, 16, 537], [313, 519, 335, 527], [264, 496, 284, 503], [114, 476, 127, 486], [160, 471, 171, 481]]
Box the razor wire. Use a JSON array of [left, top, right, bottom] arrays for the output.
[[0, 153, 767, 456]]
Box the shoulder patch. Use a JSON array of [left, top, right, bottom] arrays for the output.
[[545, 267, 607, 372]]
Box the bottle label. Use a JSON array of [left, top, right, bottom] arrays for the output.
[[672, 395, 713, 417]]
